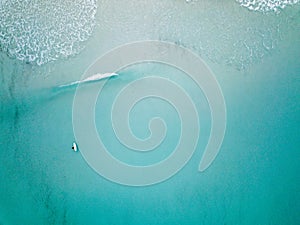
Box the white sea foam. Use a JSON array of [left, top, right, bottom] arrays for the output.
[[236, 0, 299, 12], [0, 0, 97, 65]]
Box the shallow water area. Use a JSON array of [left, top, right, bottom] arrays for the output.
[[0, 0, 300, 224]]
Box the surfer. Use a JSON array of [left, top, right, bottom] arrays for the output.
[[72, 142, 78, 152]]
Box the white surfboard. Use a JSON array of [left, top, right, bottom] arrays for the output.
[[72, 142, 78, 152]]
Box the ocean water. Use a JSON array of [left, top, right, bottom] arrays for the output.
[[0, 0, 300, 224]]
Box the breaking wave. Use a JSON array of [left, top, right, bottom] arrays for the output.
[[0, 0, 97, 65]]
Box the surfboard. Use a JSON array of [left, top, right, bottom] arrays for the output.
[[72, 142, 78, 152]]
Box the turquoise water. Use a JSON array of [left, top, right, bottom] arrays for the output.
[[1, 0, 300, 224]]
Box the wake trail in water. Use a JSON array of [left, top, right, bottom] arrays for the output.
[[57, 73, 118, 89], [22, 72, 119, 107], [51, 72, 118, 96]]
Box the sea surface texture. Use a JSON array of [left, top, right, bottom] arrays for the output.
[[0, 0, 299, 224]]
